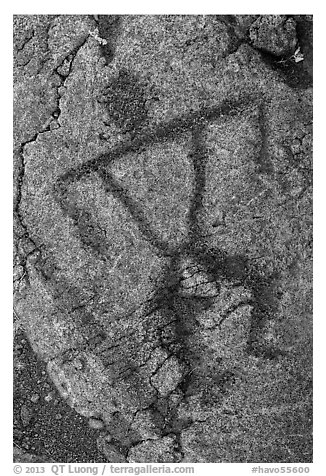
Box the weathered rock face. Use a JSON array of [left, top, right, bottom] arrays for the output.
[[249, 15, 298, 57], [14, 15, 312, 462]]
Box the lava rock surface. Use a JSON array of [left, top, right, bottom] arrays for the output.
[[13, 15, 312, 463]]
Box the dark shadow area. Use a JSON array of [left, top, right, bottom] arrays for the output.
[[257, 49, 312, 90], [249, 15, 312, 90], [96, 15, 122, 65], [100, 69, 150, 137]]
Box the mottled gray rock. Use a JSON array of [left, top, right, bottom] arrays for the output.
[[20, 402, 33, 427], [249, 15, 298, 56], [88, 417, 104, 430], [14, 15, 312, 463], [13, 446, 54, 463], [128, 436, 182, 463], [97, 435, 127, 462]]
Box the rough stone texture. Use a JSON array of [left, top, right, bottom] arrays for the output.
[[128, 436, 182, 463], [14, 15, 312, 463], [249, 15, 298, 57]]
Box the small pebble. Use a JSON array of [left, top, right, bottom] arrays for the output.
[[30, 394, 40, 403], [58, 86, 66, 96], [14, 429, 23, 439], [291, 139, 301, 155], [73, 358, 84, 370], [50, 121, 60, 131], [89, 417, 104, 430]]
